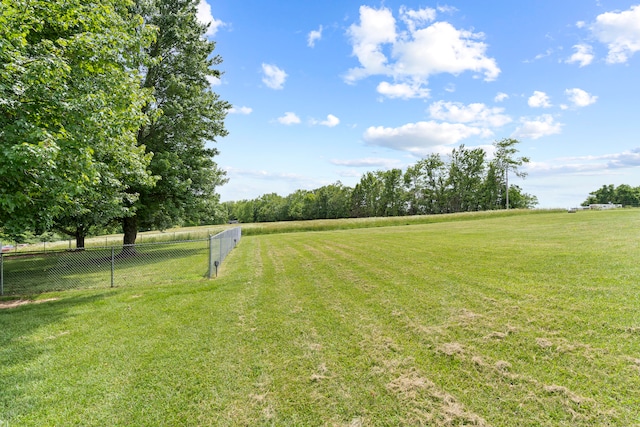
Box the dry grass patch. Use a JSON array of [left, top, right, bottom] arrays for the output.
[[0, 297, 59, 309], [438, 342, 465, 357], [536, 337, 554, 349], [386, 370, 488, 426]]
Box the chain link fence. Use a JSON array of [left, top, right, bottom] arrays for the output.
[[0, 228, 241, 296]]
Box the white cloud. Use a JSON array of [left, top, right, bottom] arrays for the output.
[[527, 148, 640, 176], [376, 81, 430, 99], [512, 114, 562, 139], [363, 121, 490, 155], [262, 63, 288, 90], [428, 101, 511, 127], [528, 91, 552, 108], [399, 6, 436, 33], [337, 169, 364, 178], [225, 167, 310, 184], [566, 44, 595, 67], [308, 25, 323, 47], [311, 114, 340, 127], [320, 114, 340, 127], [534, 49, 553, 61], [229, 106, 253, 115], [565, 88, 598, 107], [345, 6, 500, 98], [591, 5, 640, 64], [495, 92, 509, 102], [331, 158, 402, 168], [197, 1, 225, 37], [207, 75, 222, 87], [392, 21, 500, 80], [560, 148, 640, 168], [277, 112, 301, 125], [345, 6, 397, 83], [603, 147, 640, 168]]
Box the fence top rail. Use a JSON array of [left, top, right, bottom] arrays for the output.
[[0, 228, 241, 259], [210, 227, 242, 239], [0, 238, 209, 259]]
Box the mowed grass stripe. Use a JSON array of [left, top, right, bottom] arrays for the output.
[[1, 210, 639, 426], [289, 233, 558, 425]]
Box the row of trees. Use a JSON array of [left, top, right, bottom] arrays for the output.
[[0, 0, 229, 247], [582, 184, 640, 207], [225, 139, 538, 223]]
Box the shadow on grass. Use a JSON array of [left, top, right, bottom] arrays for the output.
[[0, 293, 108, 419]]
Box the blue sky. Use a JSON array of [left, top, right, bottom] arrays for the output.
[[198, 1, 640, 208]]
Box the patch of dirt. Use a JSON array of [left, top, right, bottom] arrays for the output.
[[0, 298, 59, 309]]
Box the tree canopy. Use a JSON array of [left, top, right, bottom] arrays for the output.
[[582, 184, 640, 207], [0, 0, 156, 244], [0, 0, 230, 247], [122, 0, 230, 245]]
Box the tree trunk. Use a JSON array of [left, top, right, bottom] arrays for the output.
[[75, 229, 85, 250], [122, 216, 138, 256], [123, 216, 138, 245]]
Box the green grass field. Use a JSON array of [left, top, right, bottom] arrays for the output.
[[1, 209, 639, 426]]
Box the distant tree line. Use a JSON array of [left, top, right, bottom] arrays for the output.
[[582, 184, 640, 207], [224, 139, 538, 223]]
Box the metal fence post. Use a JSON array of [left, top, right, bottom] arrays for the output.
[[111, 247, 115, 288], [1, 252, 4, 296], [208, 234, 214, 279]]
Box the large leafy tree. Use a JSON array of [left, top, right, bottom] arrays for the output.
[[0, 0, 154, 241], [123, 0, 230, 245], [376, 169, 404, 216], [446, 145, 486, 212], [315, 182, 352, 219], [404, 154, 447, 215], [351, 172, 383, 218]]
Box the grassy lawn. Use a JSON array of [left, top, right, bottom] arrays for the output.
[[1, 209, 639, 426]]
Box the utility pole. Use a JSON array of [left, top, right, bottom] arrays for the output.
[[505, 167, 509, 210]]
